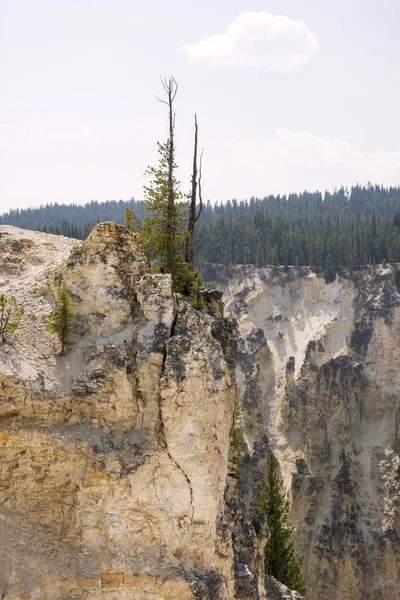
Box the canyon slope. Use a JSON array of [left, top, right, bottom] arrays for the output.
[[203, 262, 400, 600]]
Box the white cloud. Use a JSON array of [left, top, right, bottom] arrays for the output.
[[179, 12, 318, 71], [29, 124, 99, 144], [208, 130, 400, 200]]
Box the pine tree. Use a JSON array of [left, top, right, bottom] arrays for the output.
[[140, 77, 189, 293], [124, 207, 138, 231], [257, 454, 306, 595], [0, 292, 24, 343], [141, 140, 189, 291], [47, 281, 75, 355]]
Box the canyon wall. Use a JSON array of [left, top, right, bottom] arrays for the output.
[[203, 262, 400, 600], [4, 221, 398, 599]]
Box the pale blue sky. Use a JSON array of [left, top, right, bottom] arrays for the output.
[[1, 0, 400, 213]]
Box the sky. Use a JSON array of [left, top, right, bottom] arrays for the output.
[[1, 0, 400, 213]]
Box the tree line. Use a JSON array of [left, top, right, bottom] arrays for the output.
[[196, 204, 400, 282], [4, 185, 400, 280], [0, 199, 145, 239]]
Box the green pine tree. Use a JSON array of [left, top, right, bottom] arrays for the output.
[[47, 281, 76, 355], [140, 77, 190, 293], [0, 292, 24, 343], [141, 140, 189, 292], [257, 454, 306, 595], [124, 207, 138, 231]]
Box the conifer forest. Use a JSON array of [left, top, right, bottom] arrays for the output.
[[3, 184, 400, 281]]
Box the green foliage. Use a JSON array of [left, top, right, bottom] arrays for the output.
[[186, 271, 206, 311], [140, 141, 206, 300], [124, 207, 138, 231], [141, 140, 191, 293], [257, 454, 306, 595], [189, 295, 206, 312], [195, 187, 400, 275], [46, 281, 76, 355], [0, 293, 24, 343]]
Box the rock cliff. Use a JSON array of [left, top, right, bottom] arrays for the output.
[[0, 224, 265, 599], [203, 262, 400, 600], [7, 222, 396, 600]]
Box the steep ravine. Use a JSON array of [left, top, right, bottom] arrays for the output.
[[203, 262, 400, 600]]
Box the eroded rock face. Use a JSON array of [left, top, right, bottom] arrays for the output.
[[0, 224, 241, 599], [210, 263, 400, 600]]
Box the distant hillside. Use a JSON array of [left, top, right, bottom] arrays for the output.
[[0, 199, 145, 239], [3, 184, 400, 278]]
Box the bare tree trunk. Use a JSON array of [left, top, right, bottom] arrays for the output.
[[186, 114, 198, 270], [159, 77, 178, 273], [186, 115, 203, 271]]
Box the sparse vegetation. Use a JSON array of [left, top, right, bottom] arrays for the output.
[[187, 271, 206, 311], [0, 292, 24, 343], [46, 281, 76, 355]]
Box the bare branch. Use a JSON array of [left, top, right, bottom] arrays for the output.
[[195, 147, 204, 223], [156, 76, 178, 107], [155, 94, 169, 106]]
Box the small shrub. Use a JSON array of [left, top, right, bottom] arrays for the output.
[[0, 293, 24, 343], [186, 271, 206, 311]]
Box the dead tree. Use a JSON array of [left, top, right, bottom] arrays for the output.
[[185, 114, 203, 271], [156, 76, 178, 273]]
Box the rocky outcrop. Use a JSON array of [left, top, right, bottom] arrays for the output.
[[0, 224, 249, 599], [265, 577, 305, 600], [208, 262, 400, 600]]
